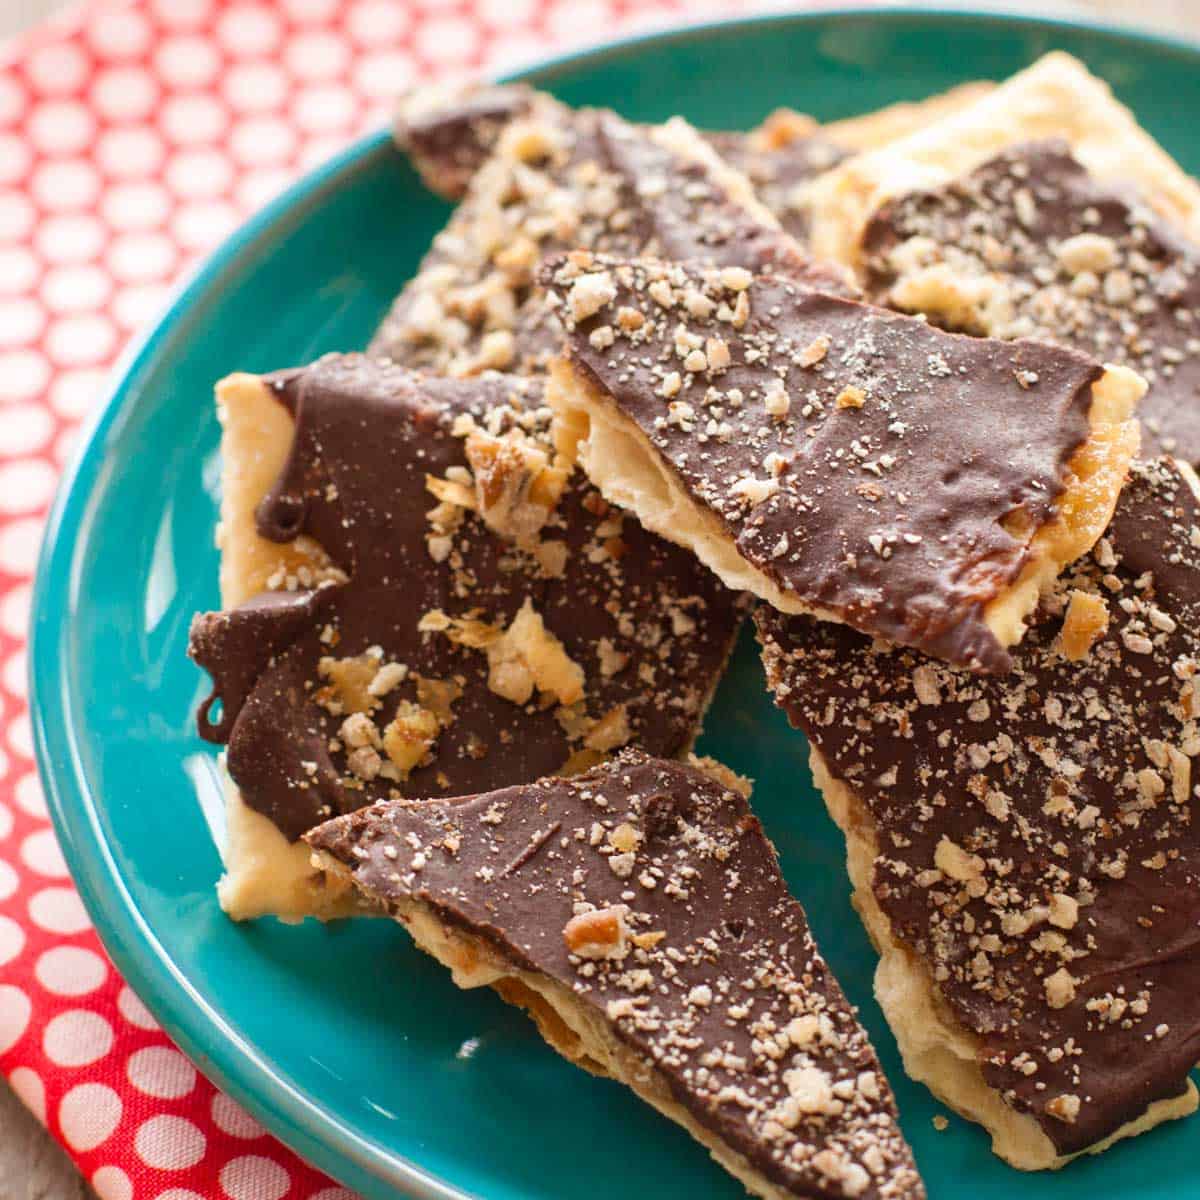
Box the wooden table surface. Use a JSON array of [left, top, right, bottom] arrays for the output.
[[1, 0, 1197, 1197]]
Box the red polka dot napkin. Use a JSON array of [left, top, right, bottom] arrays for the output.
[[0, 1, 812, 1197]]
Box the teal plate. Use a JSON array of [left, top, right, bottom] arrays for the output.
[[30, 9, 1200, 1200]]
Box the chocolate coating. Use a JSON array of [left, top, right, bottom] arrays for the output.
[[307, 750, 924, 1200], [862, 140, 1200, 465], [548, 254, 1104, 672], [707, 129, 847, 243], [394, 83, 539, 199], [757, 457, 1200, 1155], [370, 105, 823, 376], [189, 355, 741, 841]]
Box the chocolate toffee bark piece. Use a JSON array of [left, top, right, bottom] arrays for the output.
[[369, 105, 839, 376], [306, 751, 925, 1200], [755, 457, 1200, 1169], [189, 356, 742, 921], [809, 52, 1200, 276], [708, 84, 998, 241], [545, 252, 1143, 673], [859, 141, 1200, 466]]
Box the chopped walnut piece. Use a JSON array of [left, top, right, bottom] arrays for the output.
[[420, 609, 502, 649], [1046, 1094, 1082, 1124], [798, 333, 831, 367], [934, 836, 984, 882], [568, 270, 617, 321], [414, 675, 463, 725], [425, 473, 477, 511], [1055, 233, 1117, 276], [1058, 590, 1109, 661], [562, 904, 629, 960], [382, 701, 442, 777], [464, 425, 569, 544], [318, 652, 382, 715], [1048, 893, 1079, 930], [584, 704, 632, 753], [486, 598, 585, 706], [1045, 968, 1078, 1010]]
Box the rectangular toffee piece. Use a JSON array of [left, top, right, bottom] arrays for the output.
[[544, 251, 1143, 673], [187, 355, 742, 922], [755, 456, 1200, 1169], [304, 750, 926, 1200], [807, 52, 1200, 466]]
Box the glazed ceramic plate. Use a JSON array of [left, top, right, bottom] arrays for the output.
[[30, 9, 1200, 1200]]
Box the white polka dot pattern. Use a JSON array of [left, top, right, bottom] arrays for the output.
[[0, 0, 754, 1196]]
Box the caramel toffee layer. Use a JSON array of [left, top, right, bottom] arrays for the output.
[[756, 457, 1200, 1156], [391, 81, 848, 236], [370, 103, 834, 376], [306, 751, 924, 1200], [862, 140, 1200, 465], [548, 253, 1107, 672], [189, 355, 740, 842]]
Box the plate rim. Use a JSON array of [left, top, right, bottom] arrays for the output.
[[27, 8, 1200, 1199]]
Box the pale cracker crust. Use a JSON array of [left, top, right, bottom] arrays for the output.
[[808, 52, 1200, 271], [807, 748, 1199, 1170], [212, 374, 359, 922], [548, 357, 1144, 656], [820, 82, 997, 151]]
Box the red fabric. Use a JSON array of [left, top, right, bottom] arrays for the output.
[[0, 1, 829, 1196]]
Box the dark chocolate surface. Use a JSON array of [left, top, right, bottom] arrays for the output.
[[548, 253, 1105, 672], [757, 457, 1200, 1154], [394, 83, 540, 199], [189, 355, 741, 841], [862, 140, 1200, 465], [370, 105, 824, 376], [707, 128, 848, 243], [307, 750, 924, 1200]]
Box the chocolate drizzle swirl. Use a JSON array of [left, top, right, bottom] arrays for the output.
[[307, 750, 924, 1200], [189, 355, 741, 841], [756, 458, 1200, 1155]]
